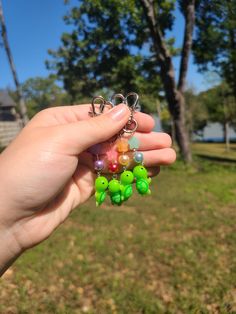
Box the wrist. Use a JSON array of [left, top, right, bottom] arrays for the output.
[[0, 224, 24, 276]]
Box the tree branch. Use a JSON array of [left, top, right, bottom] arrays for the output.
[[140, 0, 170, 62], [0, 0, 28, 124], [178, 0, 195, 93]]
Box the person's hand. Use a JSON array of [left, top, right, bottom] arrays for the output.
[[0, 104, 176, 275]]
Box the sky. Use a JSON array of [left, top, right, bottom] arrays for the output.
[[0, 0, 215, 93]]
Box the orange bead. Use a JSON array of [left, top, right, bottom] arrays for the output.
[[116, 138, 129, 153]]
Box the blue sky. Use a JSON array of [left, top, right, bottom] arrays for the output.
[[0, 0, 215, 93]]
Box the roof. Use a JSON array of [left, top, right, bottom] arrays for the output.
[[0, 91, 17, 107]]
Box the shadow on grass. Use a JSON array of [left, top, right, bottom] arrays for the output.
[[196, 153, 236, 164]]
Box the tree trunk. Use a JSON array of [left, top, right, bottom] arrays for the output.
[[0, 0, 28, 125], [161, 67, 192, 162], [226, 0, 236, 100], [140, 0, 194, 163], [223, 121, 230, 151], [156, 100, 163, 131]]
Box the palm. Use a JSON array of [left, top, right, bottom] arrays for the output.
[[17, 160, 95, 249], [7, 119, 99, 249]]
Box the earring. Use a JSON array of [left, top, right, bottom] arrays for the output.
[[116, 92, 139, 202], [89, 92, 152, 207], [88, 96, 109, 206], [106, 142, 123, 206]]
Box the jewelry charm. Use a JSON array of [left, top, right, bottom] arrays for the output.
[[95, 176, 109, 206], [89, 92, 152, 207], [133, 165, 151, 195], [120, 170, 134, 201], [108, 178, 122, 205]]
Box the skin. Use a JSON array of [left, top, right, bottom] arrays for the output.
[[0, 103, 176, 276]]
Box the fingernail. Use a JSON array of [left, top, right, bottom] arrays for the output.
[[108, 104, 129, 121]]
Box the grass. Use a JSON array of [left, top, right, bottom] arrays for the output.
[[0, 159, 236, 313], [192, 142, 236, 162]]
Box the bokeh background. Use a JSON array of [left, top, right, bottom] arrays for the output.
[[0, 0, 235, 313]]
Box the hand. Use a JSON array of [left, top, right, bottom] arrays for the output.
[[0, 104, 176, 275]]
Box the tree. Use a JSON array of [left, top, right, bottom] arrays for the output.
[[0, 0, 28, 125], [48, 0, 197, 162], [199, 83, 236, 150], [139, 0, 196, 162], [21, 76, 70, 118], [193, 0, 236, 99]]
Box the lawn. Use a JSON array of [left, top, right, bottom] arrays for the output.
[[0, 159, 236, 313], [192, 143, 236, 162]]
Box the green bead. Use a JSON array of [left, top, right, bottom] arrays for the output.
[[108, 179, 120, 193], [133, 165, 148, 179], [95, 176, 108, 192], [120, 170, 134, 185]]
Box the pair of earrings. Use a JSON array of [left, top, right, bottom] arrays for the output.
[[88, 93, 151, 206]]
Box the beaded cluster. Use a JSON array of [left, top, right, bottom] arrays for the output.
[[88, 93, 152, 206]]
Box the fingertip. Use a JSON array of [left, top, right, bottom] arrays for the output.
[[161, 133, 172, 148], [134, 112, 156, 132], [160, 148, 176, 165]]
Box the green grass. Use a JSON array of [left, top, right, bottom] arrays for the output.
[[192, 142, 236, 162], [1, 160, 236, 313]]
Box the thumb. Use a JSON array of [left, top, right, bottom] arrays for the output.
[[54, 104, 130, 155]]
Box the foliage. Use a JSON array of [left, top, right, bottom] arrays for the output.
[[0, 160, 236, 312], [193, 0, 236, 98], [47, 0, 197, 162], [47, 0, 186, 109], [184, 88, 208, 136], [199, 83, 236, 127], [21, 76, 70, 118]]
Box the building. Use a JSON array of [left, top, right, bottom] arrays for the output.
[[0, 91, 22, 147]]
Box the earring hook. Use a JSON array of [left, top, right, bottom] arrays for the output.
[[110, 93, 126, 106], [89, 96, 106, 117], [125, 92, 139, 112]]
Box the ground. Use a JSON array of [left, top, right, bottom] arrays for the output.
[[192, 143, 236, 162], [0, 155, 235, 313]]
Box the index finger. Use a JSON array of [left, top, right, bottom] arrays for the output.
[[30, 104, 155, 133]]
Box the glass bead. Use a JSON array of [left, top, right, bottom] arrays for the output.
[[108, 161, 119, 173], [128, 136, 140, 150], [118, 154, 130, 166], [116, 138, 129, 153], [134, 152, 143, 163], [94, 160, 104, 171], [106, 147, 118, 161]]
